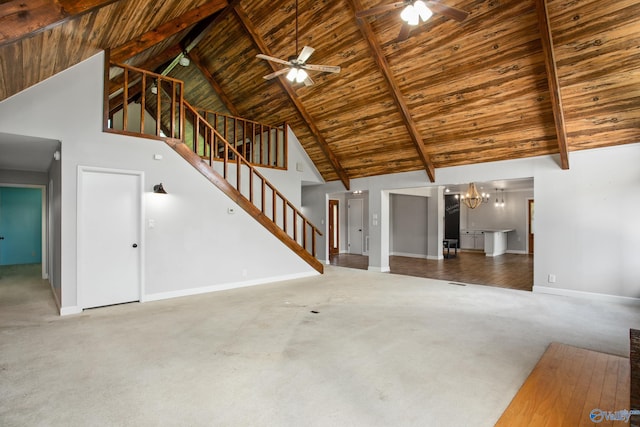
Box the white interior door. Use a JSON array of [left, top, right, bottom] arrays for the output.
[[78, 168, 142, 309], [348, 198, 363, 254]]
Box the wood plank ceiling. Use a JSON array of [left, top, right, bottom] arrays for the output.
[[1, 0, 639, 186]]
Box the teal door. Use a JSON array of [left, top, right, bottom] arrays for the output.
[[0, 187, 42, 266]]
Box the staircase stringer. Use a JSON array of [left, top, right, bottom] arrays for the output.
[[164, 138, 324, 274]]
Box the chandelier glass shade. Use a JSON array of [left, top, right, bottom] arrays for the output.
[[460, 183, 489, 209]]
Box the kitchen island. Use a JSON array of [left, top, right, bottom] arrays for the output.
[[460, 229, 514, 256], [482, 229, 514, 256]]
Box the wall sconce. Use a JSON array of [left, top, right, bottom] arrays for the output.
[[153, 183, 167, 194]]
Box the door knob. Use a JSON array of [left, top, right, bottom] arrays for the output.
[[0, 236, 4, 240], [132, 243, 138, 248]]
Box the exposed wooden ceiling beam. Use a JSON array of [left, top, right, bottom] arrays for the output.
[[535, 0, 570, 170], [110, 0, 228, 63], [0, 0, 119, 48], [188, 50, 241, 116], [233, 4, 351, 190], [349, 0, 436, 182], [155, 0, 240, 77]]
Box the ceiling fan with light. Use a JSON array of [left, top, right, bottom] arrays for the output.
[[356, 0, 469, 41], [256, 0, 341, 86]]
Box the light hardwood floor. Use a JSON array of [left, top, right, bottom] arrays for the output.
[[329, 251, 533, 291], [496, 342, 630, 427]]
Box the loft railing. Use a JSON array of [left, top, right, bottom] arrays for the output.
[[104, 62, 184, 140], [183, 100, 321, 257], [104, 62, 287, 170], [196, 109, 287, 169]]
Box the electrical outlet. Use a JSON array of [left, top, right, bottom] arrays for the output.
[[548, 274, 556, 283]]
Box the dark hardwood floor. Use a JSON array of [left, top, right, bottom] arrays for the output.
[[329, 251, 533, 291]]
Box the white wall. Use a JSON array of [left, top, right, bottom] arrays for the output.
[[0, 170, 48, 185], [0, 52, 321, 313], [390, 194, 428, 258], [534, 146, 640, 299], [303, 144, 640, 300]]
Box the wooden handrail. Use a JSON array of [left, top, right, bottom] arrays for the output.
[[105, 62, 184, 140], [197, 108, 287, 170], [183, 100, 322, 257]]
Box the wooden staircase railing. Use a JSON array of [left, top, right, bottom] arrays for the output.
[[197, 109, 287, 170], [181, 100, 323, 273], [105, 62, 184, 140], [104, 61, 323, 273]]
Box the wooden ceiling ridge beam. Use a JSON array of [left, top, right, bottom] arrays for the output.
[[156, 0, 242, 77], [348, 0, 436, 182], [232, 4, 351, 190], [110, 0, 229, 63], [188, 50, 241, 117], [0, 0, 120, 48], [535, 0, 570, 170]]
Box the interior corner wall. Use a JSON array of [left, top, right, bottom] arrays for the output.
[[48, 152, 62, 306], [0, 51, 318, 312]]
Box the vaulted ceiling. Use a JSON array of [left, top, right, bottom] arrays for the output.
[[1, 0, 639, 188]]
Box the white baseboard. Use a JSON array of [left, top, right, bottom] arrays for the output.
[[390, 252, 428, 259], [533, 285, 640, 306], [143, 271, 319, 303], [368, 266, 390, 273], [506, 250, 528, 255], [60, 306, 83, 316], [427, 255, 444, 260]]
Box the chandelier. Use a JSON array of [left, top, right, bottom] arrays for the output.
[[459, 183, 489, 209]]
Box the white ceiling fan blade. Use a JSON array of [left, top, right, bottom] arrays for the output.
[[256, 53, 291, 67], [263, 68, 291, 80], [303, 75, 315, 86], [297, 46, 315, 64], [303, 63, 341, 74]]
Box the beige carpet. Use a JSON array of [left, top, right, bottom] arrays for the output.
[[1, 264, 638, 426]]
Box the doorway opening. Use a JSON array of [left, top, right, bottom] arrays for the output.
[[329, 199, 339, 256], [0, 185, 47, 280]]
